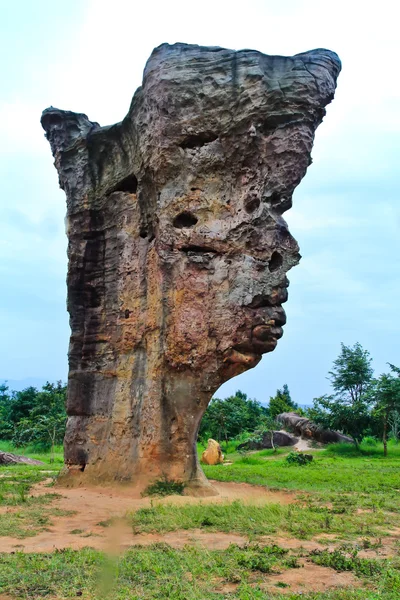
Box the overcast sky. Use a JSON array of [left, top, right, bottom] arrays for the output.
[[1, 0, 399, 403]]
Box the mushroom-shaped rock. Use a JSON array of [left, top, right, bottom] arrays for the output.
[[41, 42, 340, 494]]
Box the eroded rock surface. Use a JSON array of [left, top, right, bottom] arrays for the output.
[[41, 42, 340, 492], [277, 413, 354, 444]]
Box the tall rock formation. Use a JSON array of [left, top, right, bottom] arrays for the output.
[[41, 43, 340, 494]]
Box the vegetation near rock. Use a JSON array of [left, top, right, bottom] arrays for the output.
[[0, 381, 66, 462], [285, 451, 313, 466], [307, 343, 400, 452], [143, 477, 185, 497], [238, 430, 297, 451], [199, 391, 269, 443]]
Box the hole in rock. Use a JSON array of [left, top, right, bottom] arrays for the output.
[[79, 464, 86, 472], [124, 309, 130, 319], [180, 132, 218, 149], [244, 196, 260, 213], [112, 174, 138, 194], [269, 251, 283, 272], [180, 244, 217, 254], [173, 212, 198, 229]]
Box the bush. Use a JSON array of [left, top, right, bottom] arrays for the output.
[[285, 451, 313, 466], [362, 436, 378, 447], [143, 477, 185, 497]]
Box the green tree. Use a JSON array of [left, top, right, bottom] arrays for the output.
[[329, 342, 373, 403], [199, 390, 267, 442], [11, 382, 67, 457], [372, 365, 400, 456], [249, 416, 280, 452], [310, 343, 374, 446], [8, 387, 38, 427], [0, 383, 13, 439], [269, 384, 298, 419]]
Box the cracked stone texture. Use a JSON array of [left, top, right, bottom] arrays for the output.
[[41, 42, 340, 493]]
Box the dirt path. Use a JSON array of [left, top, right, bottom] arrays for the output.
[[0, 480, 294, 553], [1, 479, 393, 598]]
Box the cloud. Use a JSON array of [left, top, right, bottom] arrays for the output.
[[1, 0, 399, 399]]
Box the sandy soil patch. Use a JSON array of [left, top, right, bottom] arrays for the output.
[[263, 560, 360, 594], [213, 560, 360, 595], [0, 479, 294, 553]]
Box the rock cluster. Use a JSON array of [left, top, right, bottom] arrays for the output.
[[41, 42, 340, 493]]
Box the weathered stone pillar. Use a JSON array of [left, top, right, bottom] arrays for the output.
[[41, 43, 340, 494]]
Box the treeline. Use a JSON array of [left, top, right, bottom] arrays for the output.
[[1, 343, 399, 457], [309, 343, 400, 455], [0, 382, 66, 457], [200, 343, 400, 455], [199, 385, 299, 443]]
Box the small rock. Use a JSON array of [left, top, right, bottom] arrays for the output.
[[201, 439, 224, 465]]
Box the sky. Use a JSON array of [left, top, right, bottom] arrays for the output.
[[0, 0, 399, 404]]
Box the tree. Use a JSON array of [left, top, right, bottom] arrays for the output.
[[372, 365, 400, 456], [329, 342, 373, 402], [199, 390, 268, 442], [0, 383, 13, 439], [308, 394, 372, 446], [388, 410, 400, 442], [256, 416, 280, 452], [269, 384, 298, 419], [311, 343, 374, 446], [11, 382, 67, 458]]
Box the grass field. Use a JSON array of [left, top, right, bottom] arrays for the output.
[[0, 440, 399, 599]]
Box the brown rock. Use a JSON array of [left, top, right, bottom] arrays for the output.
[[41, 42, 340, 493], [201, 439, 224, 465]]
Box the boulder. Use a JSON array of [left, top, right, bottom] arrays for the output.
[[201, 439, 224, 465], [276, 412, 354, 444], [0, 451, 44, 466]]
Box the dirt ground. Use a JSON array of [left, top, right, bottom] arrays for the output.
[[0, 479, 396, 596], [0, 479, 294, 553]]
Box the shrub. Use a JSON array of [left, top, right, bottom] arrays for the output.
[[285, 451, 313, 466], [363, 436, 378, 447], [143, 477, 185, 497]]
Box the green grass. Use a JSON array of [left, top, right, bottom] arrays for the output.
[[130, 498, 397, 540], [0, 442, 63, 505], [0, 544, 399, 599], [203, 444, 400, 494], [0, 443, 67, 538], [0, 440, 64, 464], [1, 440, 400, 598], [0, 505, 74, 538]]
